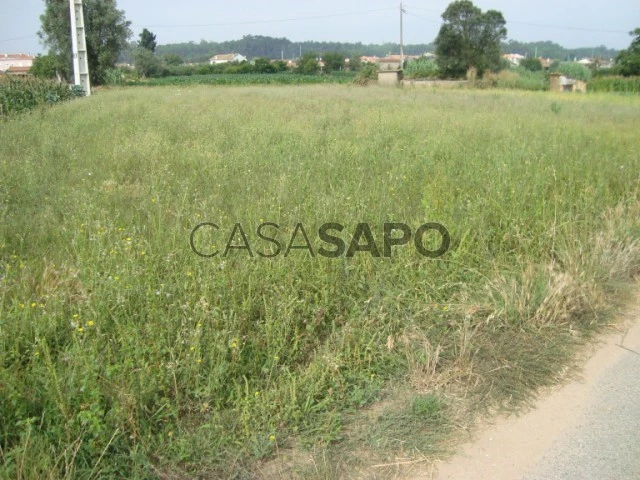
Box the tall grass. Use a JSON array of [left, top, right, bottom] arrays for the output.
[[476, 68, 548, 91], [0, 86, 639, 478], [589, 75, 640, 94]]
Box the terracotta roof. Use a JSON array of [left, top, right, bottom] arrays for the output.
[[6, 66, 31, 74], [1, 53, 35, 60], [209, 53, 243, 61], [502, 53, 525, 59]]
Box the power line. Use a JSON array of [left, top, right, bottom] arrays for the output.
[[0, 34, 39, 44], [507, 21, 628, 34], [404, 4, 629, 34], [404, 4, 441, 15], [404, 10, 442, 25], [135, 7, 396, 29]]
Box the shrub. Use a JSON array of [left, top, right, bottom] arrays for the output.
[[475, 67, 548, 91], [104, 68, 126, 86], [352, 64, 378, 86], [520, 57, 543, 72], [554, 62, 592, 82], [405, 58, 439, 79]]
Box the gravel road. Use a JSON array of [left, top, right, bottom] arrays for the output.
[[521, 329, 640, 480], [409, 300, 640, 480]]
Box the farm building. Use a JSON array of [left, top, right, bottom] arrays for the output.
[[549, 73, 587, 93], [209, 53, 247, 65]]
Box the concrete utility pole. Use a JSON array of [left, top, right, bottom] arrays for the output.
[[69, 0, 91, 96], [400, 2, 404, 70]]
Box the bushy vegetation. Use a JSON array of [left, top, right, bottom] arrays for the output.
[[554, 62, 592, 82], [405, 57, 439, 79], [520, 57, 543, 71], [1, 87, 639, 478], [474, 66, 548, 91], [29, 53, 68, 80], [614, 27, 640, 76], [0, 77, 83, 115], [352, 64, 379, 85]]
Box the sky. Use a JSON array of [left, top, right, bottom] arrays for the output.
[[2, 0, 639, 55]]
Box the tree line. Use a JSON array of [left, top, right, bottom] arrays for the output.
[[503, 40, 619, 61], [140, 36, 435, 64], [33, 0, 637, 84], [141, 37, 620, 65]]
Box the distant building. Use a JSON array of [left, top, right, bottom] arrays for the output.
[[209, 53, 247, 65], [378, 58, 402, 71], [6, 66, 31, 76], [549, 73, 587, 93], [0, 53, 34, 73], [502, 53, 525, 66], [538, 57, 552, 69], [360, 56, 379, 64]]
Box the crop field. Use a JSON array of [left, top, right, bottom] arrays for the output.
[[1, 85, 639, 479], [140, 72, 357, 87]]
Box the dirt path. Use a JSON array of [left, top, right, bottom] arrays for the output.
[[407, 296, 640, 480]]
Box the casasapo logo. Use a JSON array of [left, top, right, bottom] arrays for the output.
[[190, 222, 450, 259]]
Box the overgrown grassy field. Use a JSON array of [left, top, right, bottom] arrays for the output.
[[1, 85, 639, 479]]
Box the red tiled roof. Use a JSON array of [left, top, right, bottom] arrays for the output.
[[6, 66, 32, 74], [1, 53, 35, 60]]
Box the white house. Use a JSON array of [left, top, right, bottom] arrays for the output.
[[502, 53, 525, 66], [209, 53, 247, 65], [0, 53, 34, 73]]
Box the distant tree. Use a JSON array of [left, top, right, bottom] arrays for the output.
[[133, 47, 162, 77], [273, 60, 288, 72], [615, 28, 640, 76], [435, 0, 507, 78], [139, 28, 157, 53], [30, 53, 68, 79], [163, 53, 183, 66], [348, 55, 362, 71], [520, 57, 542, 71], [322, 52, 345, 72], [253, 57, 276, 73], [224, 61, 254, 74], [296, 52, 320, 74], [38, 0, 132, 85]]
